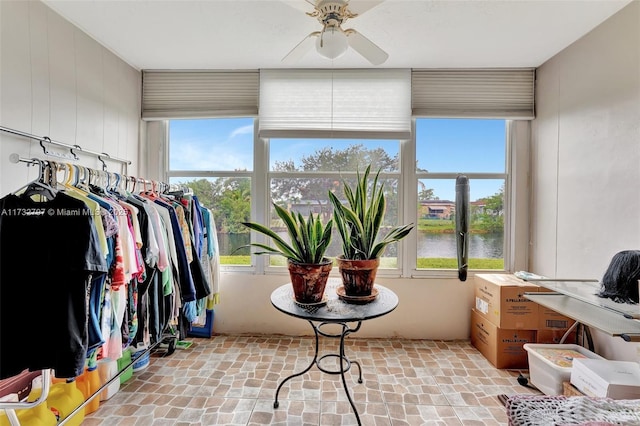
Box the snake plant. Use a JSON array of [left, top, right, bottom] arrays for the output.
[[328, 164, 414, 260], [241, 202, 333, 264]]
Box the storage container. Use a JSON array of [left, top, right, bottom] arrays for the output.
[[188, 309, 215, 338], [131, 350, 150, 372], [117, 348, 133, 384], [571, 358, 640, 399], [97, 358, 120, 401], [74, 367, 101, 414], [47, 381, 85, 426], [523, 343, 604, 395]]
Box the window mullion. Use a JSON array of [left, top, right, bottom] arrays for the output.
[[253, 120, 269, 274], [402, 122, 417, 276]]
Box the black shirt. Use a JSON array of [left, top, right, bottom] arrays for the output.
[[0, 192, 108, 379]]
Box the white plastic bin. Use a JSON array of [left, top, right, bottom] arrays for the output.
[[523, 343, 604, 395], [97, 358, 120, 401]]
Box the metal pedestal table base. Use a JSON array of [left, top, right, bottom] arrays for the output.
[[274, 320, 364, 425]]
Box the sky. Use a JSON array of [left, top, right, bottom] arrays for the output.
[[169, 117, 506, 201]]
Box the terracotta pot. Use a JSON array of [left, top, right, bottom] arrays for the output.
[[336, 256, 380, 296], [288, 258, 332, 304]]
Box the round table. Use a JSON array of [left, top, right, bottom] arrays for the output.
[[270, 278, 399, 425]]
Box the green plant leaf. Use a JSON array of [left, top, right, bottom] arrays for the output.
[[327, 164, 413, 260], [240, 201, 333, 264]]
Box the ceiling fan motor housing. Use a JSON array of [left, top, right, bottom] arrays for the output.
[[313, 0, 356, 26]]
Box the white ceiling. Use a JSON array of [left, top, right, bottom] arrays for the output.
[[43, 0, 633, 71]]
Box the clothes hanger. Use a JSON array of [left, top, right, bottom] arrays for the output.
[[109, 171, 128, 197], [60, 162, 73, 188], [124, 176, 137, 194], [47, 161, 59, 188], [87, 168, 109, 198], [76, 165, 93, 193], [140, 178, 158, 199], [12, 159, 57, 201], [65, 163, 77, 187], [165, 183, 186, 199], [115, 173, 126, 195], [60, 163, 90, 197], [117, 173, 129, 194]]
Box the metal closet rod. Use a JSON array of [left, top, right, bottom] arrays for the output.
[[0, 125, 132, 165], [10, 154, 169, 194]]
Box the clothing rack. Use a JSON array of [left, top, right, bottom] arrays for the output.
[[2, 156, 178, 425], [0, 125, 131, 170], [9, 154, 168, 194]]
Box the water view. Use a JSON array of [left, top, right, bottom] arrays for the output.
[[417, 232, 503, 259], [218, 231, 504, 259]]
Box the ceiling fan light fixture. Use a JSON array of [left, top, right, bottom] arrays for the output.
[[316, 26, 348, 60]]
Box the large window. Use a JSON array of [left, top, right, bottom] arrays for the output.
[[168, 118, 254, 265], [268, 138, 402, 269], [414, 118, 507, 271], [168, 117, 511, 274]]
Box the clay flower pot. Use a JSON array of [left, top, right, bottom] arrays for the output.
[[288, 258, 333, 304], [336, 256, 380, 297]]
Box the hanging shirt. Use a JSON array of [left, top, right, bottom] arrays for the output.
[[140, 197, 169, 272], [127, 196, 160, 270], [202, 207, 221, 306], [88, 194, 127, 288], [63, 189, 109, 259], [191, 196, 205, 259], [172, 202, 193, 264], [0, 192, 108, 379], [152, 199, 196, 302]]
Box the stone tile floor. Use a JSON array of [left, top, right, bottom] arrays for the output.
[[83, 335, 541, 425]]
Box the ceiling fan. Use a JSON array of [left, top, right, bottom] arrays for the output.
[[282, 0, 388, 65]]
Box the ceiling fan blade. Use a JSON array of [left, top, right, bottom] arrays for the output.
[[280, 0, 316, 13], [346, 0, 385, 16], [346, 29, 388, 65], [282, 32, 319, 63]]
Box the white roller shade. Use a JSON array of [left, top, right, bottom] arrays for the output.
[[412, 69, 535, 119], [259, 69, 411, 139], [142, 70, 259, 120]]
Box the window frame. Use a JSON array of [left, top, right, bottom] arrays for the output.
[[164, 118, 528, 278], [259, 137, 406, 277], [166, 118, 257, 273], [408, 118, 511, 277]]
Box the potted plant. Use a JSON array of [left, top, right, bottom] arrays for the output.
[[328, 165, 413, 298], [241, 202, 334, 304]]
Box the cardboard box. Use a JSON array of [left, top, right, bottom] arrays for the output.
[[538, 307, 575, 330], [536, 329, 577, 344], [537, 286, 576, 330], [470, 309, 536, 369], [474, 274, 540, 329], [571, 359, 640, 399]]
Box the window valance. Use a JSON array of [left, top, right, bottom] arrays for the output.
[[258, 69, 412, 139]]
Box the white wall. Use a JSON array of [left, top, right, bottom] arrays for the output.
[[531, 1, 640, 360], [213, 273, 476, 339], [0, 1, 141, 196]]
